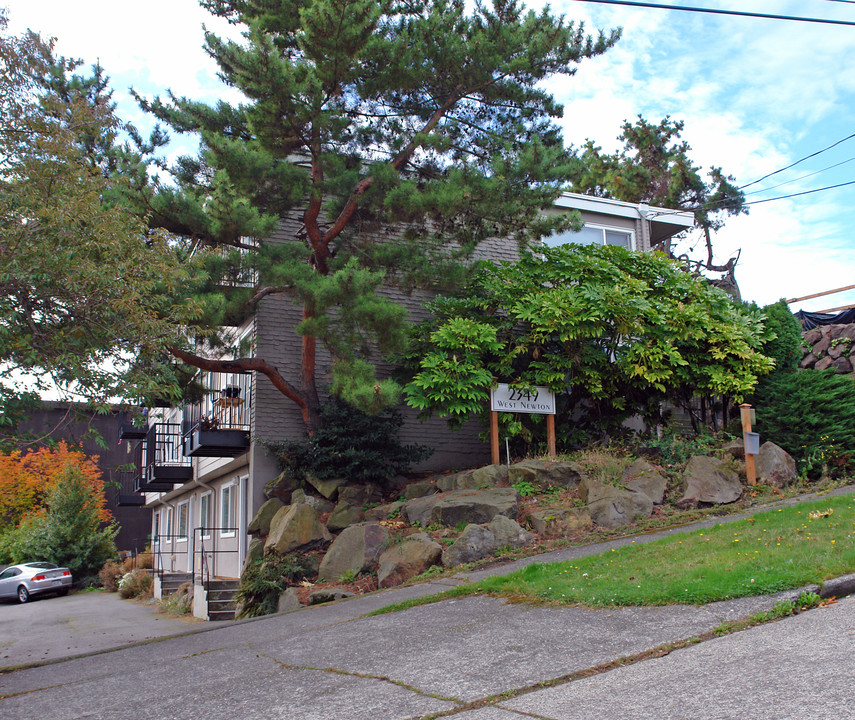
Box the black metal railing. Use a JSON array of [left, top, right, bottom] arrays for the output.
[[151, 533, 192, 582], [183, 372, 252, 434], [193, 526, 240, 594]]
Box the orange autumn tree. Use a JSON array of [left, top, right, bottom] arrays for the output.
[[0, 441, 111, 527]]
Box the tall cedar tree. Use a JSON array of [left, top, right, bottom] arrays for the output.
[[135, 0, 620, 434], [568, 116, 746, 295]]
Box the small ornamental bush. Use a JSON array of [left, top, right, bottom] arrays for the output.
[[236, 553, 314, 618], [267, 397, 432, 485], [98, 560, 124, 592], [118, 569, 153, 599]]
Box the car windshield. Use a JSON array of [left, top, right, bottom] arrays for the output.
[[25, 562, 57, 569]]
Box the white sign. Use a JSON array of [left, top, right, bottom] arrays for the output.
[[490, 384, 555, 415]]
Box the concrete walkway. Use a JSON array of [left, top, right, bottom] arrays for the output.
[[2, 488, 854, 719]]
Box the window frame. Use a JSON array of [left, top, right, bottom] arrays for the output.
[[220, 483, 236, 538], [544, 222, 635, 251], [199, 492, 212, 540], [176, 500, 189, 542]]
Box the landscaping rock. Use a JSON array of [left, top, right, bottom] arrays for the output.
[[470, 464, 508, 488], [528, 506, 592, 536], [757, 441, 798, 487], [436, 470, 479, 492], [309, 588, 356, 605], [339, 484, 384, 507], [621, 459, 668, 504], [377, 533, 442, 588], [403, 488, 519, 528], [441, 516, 533, 568], [401, 481, 438, 499], [247, 498, 284, 536], [305, 474, 348, 500], [363, 501, 405, 522], [265, 503, 332, 554], [264, 469, 300, 502], [441, 524, 495, 567], [679, 455, 743, 506], [290, 489, 335, 514], [486, 514, 534, 549], [327, 501, 365, 532], [242, 537, 265, 574], [318, 523, 388, 582], [722, 438, 745, 461], [585, 481, 653, 529], [508, 459, 586, 489], [277, 587, 302, 613]]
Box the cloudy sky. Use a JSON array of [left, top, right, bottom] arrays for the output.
[[7, 0, 855, 313]]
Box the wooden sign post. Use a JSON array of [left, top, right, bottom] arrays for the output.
[[490, 383, 557, 462], [740, 403, 757, 486]]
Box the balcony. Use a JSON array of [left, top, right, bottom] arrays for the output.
[[183, 372, 252, 458], [115, 470, 146, 506], [118, 412, 148, 440], [145, 422, 192, 483]]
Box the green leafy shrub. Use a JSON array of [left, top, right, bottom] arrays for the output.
[[236, 553, 314, 618], [267, 397, 432, 484], [754, 370, 855, 477], [759, 300, 804, 374], [118, 569, 152, 599], [640, 426, 724, 467], [0, 466, 118, 578]]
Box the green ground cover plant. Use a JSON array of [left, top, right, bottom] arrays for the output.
[[372, 492, 855, 614]]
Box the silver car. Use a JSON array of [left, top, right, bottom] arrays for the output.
[[0, 562, 73, 603]]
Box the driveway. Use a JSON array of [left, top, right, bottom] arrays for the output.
[[0, 590, 218, 668]]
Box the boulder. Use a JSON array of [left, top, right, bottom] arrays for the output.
[[403, 488, 519, 528], [290, 489, 335, 515], [722, 438, 745, 461], [264, 503, 332, 554], [585, 482, 653, 529], [436, 470, 478, 492], [277, 587, 303, 613], [308, 588, 356, 605], [470, 464, 508, 488], [508, 459, 586, 489], [318, 523, 388, 582], [528, 506, 593, 536], [679, 455, 743, 506], [757, 441, 798, 487], [264, 470, 300, 502], [441, 516, 533, 568], [364, 501, 405, 522], [247, 498, 284, 536], [799, 353, 818, 369], [377, 533, 442, 588], [621, 459, 668, 504], [813, 335, 832, 356], [831, 356, 853, 373], [241, 537, 265, 574], [401, 481, 438, 499], [487, 514, 534, 549], [441, 524, 495, 567], [815, 356, 835, 371], [338, 484, 384, 507], [327, 501, 365, 532], [305, 474, 348, 500], [803, 327, 822, 345]]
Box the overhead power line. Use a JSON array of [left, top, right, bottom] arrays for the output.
[[742, 179, 855, 205], [572, 0, 855, 26], [740, 132, 855, 190], [744, 156, 855, 196]]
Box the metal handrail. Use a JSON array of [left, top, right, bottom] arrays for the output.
[[193, 526, 239, 594], [150, 533, 192, 582]]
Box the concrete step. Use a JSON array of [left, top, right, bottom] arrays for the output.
[[205, 578, 240, 621], [208, 609, 236, 621]]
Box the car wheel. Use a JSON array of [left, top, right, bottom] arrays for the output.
[[17, 586, 30, 603]]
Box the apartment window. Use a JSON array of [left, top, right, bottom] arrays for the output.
[[220, 484, 236, 537], [177, 501, 189, 542], [199, 493, 211, 540], [153, 512, 160, 544], [164, 507, 173, 543], [545, 224, 634, 250]]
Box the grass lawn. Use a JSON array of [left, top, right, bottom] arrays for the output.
[[373, 490, 855, 614]]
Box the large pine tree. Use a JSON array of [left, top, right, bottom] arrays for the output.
[[136, 0, 620, 434]]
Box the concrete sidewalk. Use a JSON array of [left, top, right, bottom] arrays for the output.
[[2, 489, 853, 719]]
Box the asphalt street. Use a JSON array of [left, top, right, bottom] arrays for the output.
[[2, 492, 854, 720]]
